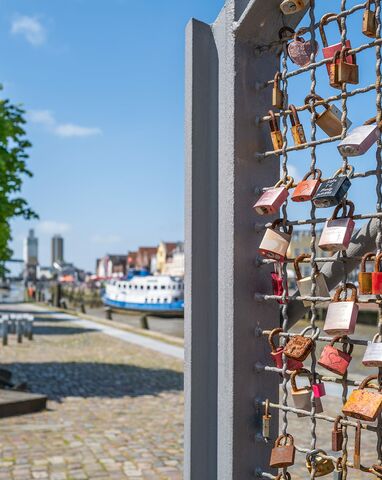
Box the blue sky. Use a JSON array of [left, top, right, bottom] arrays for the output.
[[2, 0, 222, 271], [2, 0, 381, 273]]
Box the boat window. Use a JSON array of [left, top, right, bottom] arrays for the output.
[[157, 299, 160, 303], [154, 286, 158, 290], [140, 285, 144, 290], [174, 297, 178, 302], [145, 298, 147, 303], [147, 286, 151, 290], [164, 298, 167, 303], [161, 285, 165, 290], [135, 285, 138, 289]]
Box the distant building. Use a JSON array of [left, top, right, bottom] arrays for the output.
[[51, 235, 64, 266], [23, 229, 38, 266], [37, 266, 54, 281], [96, 255, 127, 278], [126, 251, 137, 269], [163, 242, 184, 276], [156, 242, 178, 274], [136, 247, 157, 272]]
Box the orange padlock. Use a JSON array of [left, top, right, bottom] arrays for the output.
[[291, 169, 322, 202]]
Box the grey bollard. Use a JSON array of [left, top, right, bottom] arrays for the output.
[[28, 320, 34, 341], [2, 320, 8, 346], [105, 308, 112, 320], [16, 320, 23, 343]]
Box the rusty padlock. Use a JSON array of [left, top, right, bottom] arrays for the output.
[[342, 374, 382, 421], [291, 168, 322, 202], [362, 333, 382, 367], [253, 176, 294, 215], [285, 28, 318, 67], [318, 201, 355, 252], [268, 328, 303, 371], [305, 94, 352, 138], [289, 105, 306, 145], [290, 368, 324, 416], [323, 283, 359, 336], [372, 252, 382, 294], [318, 336, 353, 376], [269, 434, 296, 468], [354, 421, 361, 469], [283, 326, 315, 362], [363, 0, 377, 38], [337, 47, 359, 85], [306, 449, 335, 477], [268, 110, 283, 151], [294, 253, 330, 306], [280, 0, 307, 15], [320, 13, 354, 75], [329, 50, 342, 89], [313, 167, 353, 208], [259, 219, 292, 262], [338, 117, 381, 157], [272, 72, 284, 110], [332, 415, 344, 452], [358, 252, 375, 294], [262, 399, 271, 439]]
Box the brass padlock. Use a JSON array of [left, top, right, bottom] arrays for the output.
[[306, 449, 335, 477], [342, 374, 382, 421], [337, 48, 359, 85], [329, 51, 342, 89], [269, 434, 296, 468], [269, 110, 283, 151], [305, 94, 352, 138], [358, 252, 375, 294], [363, 0, 377, 38], [280, 0, 307, 15], [289, 104, 306, 145], [272, 72, 284, 109], [290, 368, 323, 416]]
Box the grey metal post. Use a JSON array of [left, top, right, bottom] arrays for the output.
[[185, 1, 307, 479], [2, 320, 8, 346], [16, 320, 22, 343]]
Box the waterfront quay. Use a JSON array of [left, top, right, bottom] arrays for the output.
[[0, 304, 183, 480]]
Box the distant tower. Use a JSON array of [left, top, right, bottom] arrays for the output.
[[51, 235, 64, 266], [23, 229, 38, 266]]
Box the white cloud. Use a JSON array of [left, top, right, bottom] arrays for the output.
[[91, 234, 123, 245], [11, 16, 46, 46], [37, 221, 71, 235], [281, 164, 301, 182], [29, 109, 102, 138]]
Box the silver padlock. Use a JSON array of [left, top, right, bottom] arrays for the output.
[[290, 369, 323, 416], [333, 458, 344, 480], [259, 219, 293, 262], [337, 117, 381, 157], [362, 333, 382, 367], [280, 0, 307, 15], [323, 283, 359, 336]]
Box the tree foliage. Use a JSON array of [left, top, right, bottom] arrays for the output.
[[0, 92, 38, 275]]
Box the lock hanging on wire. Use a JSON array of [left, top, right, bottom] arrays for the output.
[[318, 201, 355, 252], [259, 219, 293, 262], [280, 0, 308, 15], [288, 104, 306, 145], [363, 0, 377, 38], [272, 72, 284, 110], [337, 117, 381, 157], [323, 283, 359, 336], [304, 94, 352, 138], [358, 252, 376, 294], [313, 166, 354, 208], [291, 168, 322, 202], [253, 176, 294, 216], [268, 110, 283, 151], [306, 449, 335, 477], [294, 253, 330, 307]]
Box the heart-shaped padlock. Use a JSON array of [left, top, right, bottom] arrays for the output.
[[287, 31, 318, 67]]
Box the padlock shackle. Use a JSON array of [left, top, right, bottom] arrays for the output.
[[274, 176, 294, 190], [271, 219, 293, 235], [264, 398, 270, 417], [359, 373, 381, 391], [268, 110, 279, 132], [302, 168, 322, 182], [331, 200, 355, 220], [275, 474, 291, 480], [332, 49, 341, 65], [340, 47, 356, 65], [333, 164, 355, 179], [304, 94, 329, 113], [329, 335, 354, 355], [268, 327, 283, 353], [372, 333, 382, 343], [301, 325, 320, 339], [333, 282, 358, 303], [361, 251, 376, 272], [319, 13, 342, 48], [333, 415, 344, 431], [288, 104, 300, 127], [273, 71, 282, 87], [294, 253, 320, 280], [290, 368, 312, 393], [366, 0, 376, 12], [275, 433, 294, 447], [374, 252, 382, 272], [279, 26, 295, 41], [306, 448, 329, 464]]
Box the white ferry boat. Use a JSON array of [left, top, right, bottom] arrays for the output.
[[103, 273, 184, 316]]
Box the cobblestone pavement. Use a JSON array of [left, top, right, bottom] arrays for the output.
[[0, 305, 183, 480]]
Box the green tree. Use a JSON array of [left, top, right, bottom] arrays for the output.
[[0, 92, 38, 275]]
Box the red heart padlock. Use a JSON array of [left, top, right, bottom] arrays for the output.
[[318, 336, 353, 375], [372, 252, 382, 294], [268, 328, 303, 371]]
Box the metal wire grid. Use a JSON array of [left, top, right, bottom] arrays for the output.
[[256, 0, 382, 478]]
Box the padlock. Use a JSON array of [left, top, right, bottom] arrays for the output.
[[342, 374, 382, 421], [337, 48, 359, 85], [272, 72, 284, 109], [294, 253, 330, 306], [268, 110, 283, 151], [271, 263, 288, 304], [329, 51, 342, 89], [290, 369, 323, 416], [305, 94, 352, 138], [318, 336, 353, 375], [323, 283, 359, 336], [333, 457, 344, 480], [283, 326, 314, 362], [362, 333, 382, 367], [358, 252, 375, 294], [318, 201, 355, 252], [268, 328, 303, 371], [253, 176, 294, 215], [320, 13, 355, 75], [306, 449, 335, 477], [269, 434, 296, 468], [312, 378, 326, 398], [262, 399, 271, 439], [337, 117, 381, 157], [363, 0, 377, 38], [280, 0, 307, 15], [259, 219, 292, 262], [291, 168, 322, 202], [289, 104, 306, 145], [331, 416, 344, 452], [354, 421, 361, 469], [313, 167, 354, 208], [286, 29, 318, 67], [372, 252, 382, 294], [275, 474, 291, 480], [371, 464, 382, 478]]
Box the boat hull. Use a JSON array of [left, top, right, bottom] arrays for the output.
[[103, 296, 184, 317]]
